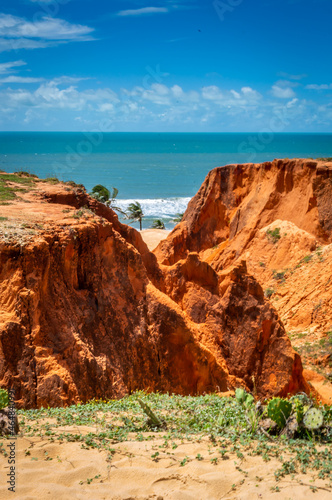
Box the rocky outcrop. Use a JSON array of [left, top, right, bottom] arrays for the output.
[[153, 159, 332, 402], [155, 159, 332, 267], [155, 159, 332, 333], [0, 172, 309, 407]]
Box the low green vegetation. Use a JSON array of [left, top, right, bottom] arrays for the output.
[[44, 177, 60, 184], [14, 171, 38, 178], [294, 331, 332, 379], [71, 207, 94, 220], [0, 172, 36, 204], [272, 269, 287, 282], [0, 388, 9, 409], [0, 389, 330, 489], [264, 287, 275, 298], [293, 249, 323, 270], [316, 246, 324, 262], [64, 180, 85, 189], [0, 183, 16, 203], [266, 227, 281, 244]]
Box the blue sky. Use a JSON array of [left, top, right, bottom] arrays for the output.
[[0, 0, 331, 132]]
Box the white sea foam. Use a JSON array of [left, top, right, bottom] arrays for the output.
[[115, 197, 191, 218]]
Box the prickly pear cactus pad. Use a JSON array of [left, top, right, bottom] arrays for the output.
[[267, 398, 292, 428], [303, 408, 324, 430], [235, 388, 246, 404]]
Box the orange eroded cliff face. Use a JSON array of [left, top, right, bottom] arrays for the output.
[[155, 159, 332, 265], [154, 159, 332, 402], [0, 172, 309, 407], [155, 159, 332, 329]]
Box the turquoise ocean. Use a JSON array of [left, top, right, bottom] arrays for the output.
[[0, 132, 331, 229]]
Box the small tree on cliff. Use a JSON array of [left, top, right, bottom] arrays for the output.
[[90, 184, 110, 204], [126, 201, 144, 231], [90, 185, 125, 214]]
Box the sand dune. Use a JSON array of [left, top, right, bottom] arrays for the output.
[[1, 431, 331, 499]]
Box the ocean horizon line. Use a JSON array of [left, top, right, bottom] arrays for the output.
[[1, 131, 332, 135]]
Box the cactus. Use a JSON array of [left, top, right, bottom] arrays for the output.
[[267, 398, 292, 428], [235, 388, 246, 404], [303, 408, 324, 430], [235, 388, 254, 408], [290, 396, 305, 424]]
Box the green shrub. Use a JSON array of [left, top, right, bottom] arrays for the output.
[[0, 388, 9, 410], [264, 288, 275, 298], [65, 180, 85, 189], [272, 270, 287, 282], [44, 177, 60, 184], [266, 227, 281, 244], [14, 171, 38, 178]]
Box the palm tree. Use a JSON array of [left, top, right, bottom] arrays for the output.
[[151, 219, 165, 229], [126, 201, 144, 231]]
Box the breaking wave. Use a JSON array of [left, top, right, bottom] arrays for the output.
[[115, 197, 191, 218]]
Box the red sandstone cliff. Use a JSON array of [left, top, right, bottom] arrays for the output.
[[154, 158, 332, 402], [0, 170, 310, 407], [155, 159, 332, 267], [155, 160, 332, 330]]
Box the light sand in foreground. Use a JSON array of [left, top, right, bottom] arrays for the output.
[[141, 229, 171, 251], [1, 431, 331, 500]]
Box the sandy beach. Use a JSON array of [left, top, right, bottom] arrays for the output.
[[1, 429, 331, 500], [141, 229, 171, 251]]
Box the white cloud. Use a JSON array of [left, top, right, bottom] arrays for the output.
[[278, 72, 307, 81], [286, 98, 299, 108], [0, 38, 62, 53], [241, 87, 261, 100], [202, 85, 223, 101], [0, 76, 44, 83], [230, 90, 241, 99], [0, 14, 94, 40], [271, 85, 296, 98], [52, 76, 92, 85], [0, 60, 26, 74], [0, 81, 118, 112], [305, 84, 332, 90], [0, 76, 330, 131], [117, 7, 168, 17], [98, 103, 114, 112], [0, 13, 94, 52], [150, 83, 169, 95], [171, 84, 184, 98]]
